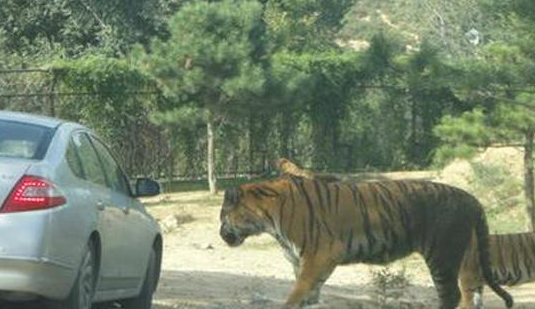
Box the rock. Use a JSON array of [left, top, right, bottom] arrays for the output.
[[159, 215, 180, 233], [192, 243, 215, 250], [158, 213, 195, 234]]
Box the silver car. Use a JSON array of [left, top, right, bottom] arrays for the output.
[[0, 111, 162, 309]]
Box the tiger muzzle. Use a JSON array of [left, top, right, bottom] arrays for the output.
[[219, 224, 244, 247]]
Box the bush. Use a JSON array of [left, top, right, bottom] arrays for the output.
[[371, 266, 412, 309]]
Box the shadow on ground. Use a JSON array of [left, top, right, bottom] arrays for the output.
[[3, 270, 535, 309], [152, 270, 429, 309], [152, 270, 535, 309]]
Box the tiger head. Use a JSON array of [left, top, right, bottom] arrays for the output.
[[219, 182, 283, 247]]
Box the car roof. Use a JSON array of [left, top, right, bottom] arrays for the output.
[[0, 110, 67, 128]]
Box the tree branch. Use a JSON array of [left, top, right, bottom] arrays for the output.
[[76, 0, 108, 29]]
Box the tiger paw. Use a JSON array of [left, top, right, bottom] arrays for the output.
[[303, 296, 320, 306], [282, 300, 322, 309]]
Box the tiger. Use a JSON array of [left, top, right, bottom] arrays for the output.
[[276, 158, 315, 179], [275, 158, 342, 183], [218, 175, 514, 309], [274, 158, 519, 309], [459, 232, 535, 309]]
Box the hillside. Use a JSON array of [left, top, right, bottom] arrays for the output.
[[437, 146, 527, 233], [341, 0, 487, 56]]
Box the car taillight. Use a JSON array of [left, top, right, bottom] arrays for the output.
[[1, 175, 67, 213]]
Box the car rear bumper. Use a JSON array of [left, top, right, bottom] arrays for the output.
[[0, 256, 74, 300], [0, 209, 81, 301]]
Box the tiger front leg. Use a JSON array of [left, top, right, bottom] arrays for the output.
[[283, 256, 336, 309], [290, 262, 321, 306]]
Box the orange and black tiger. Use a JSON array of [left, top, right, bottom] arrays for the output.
[[218, 175, 513, 309], [275, 158, 342, 183], [459, 232, 535, 309], [276, 158, 315, 179]]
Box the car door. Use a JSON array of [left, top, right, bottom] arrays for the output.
[[89, 135, 150, 289], [72, 132, 124, 291]]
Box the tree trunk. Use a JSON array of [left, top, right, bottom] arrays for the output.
[[280, 112, 292, 159], [524, 129, 535, 231], [49, 75, 57, 117], [248, 113, 255, 175], [167, 136, 174, 185], [207, 115, 217, 195]]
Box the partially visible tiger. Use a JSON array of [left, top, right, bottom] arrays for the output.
[[459, 232, 535, 309], [218, 175, 513, 309], [275, 158, 342, 182], [276, 158, 315, 179]]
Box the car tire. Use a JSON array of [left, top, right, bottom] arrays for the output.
[[120, 248, 157, 309], [47, 241, 96, 309]]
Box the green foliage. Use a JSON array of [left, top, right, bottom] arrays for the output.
[[343, 90, 407, 169], [50, 55, 162, 175], [434, 0, 535, 165], [264, 0, 356, 52], [341, 0, 489, 57], [52, 55, 156, 129], [433, 109, 493, 165], [271, 51, 364, 169], [435, 109, 493, 147], [0, 0, 178, 56], [149, 0, 266, 112], [143, 0, 273, 188], [54, 55, 153, 92], [6, 0, 535, 180], [52, 54, 157, 142], [150, 105, 207, 130], [361, 32, 403, 80], [52, 54, 156, 112]]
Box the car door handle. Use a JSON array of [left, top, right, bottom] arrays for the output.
[[122, 206, 130, 215], [97, 201, 105, 211]]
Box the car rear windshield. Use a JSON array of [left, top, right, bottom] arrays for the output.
[[0, 120, 54, 160]]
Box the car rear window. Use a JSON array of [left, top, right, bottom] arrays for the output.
[[0, 120, 54, 160]]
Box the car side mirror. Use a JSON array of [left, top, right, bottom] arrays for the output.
[[135, 178, 160, 197]]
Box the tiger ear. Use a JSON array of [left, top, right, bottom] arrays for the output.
[[223, 188, 241, 208]]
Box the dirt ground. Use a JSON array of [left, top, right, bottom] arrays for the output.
[[147, 191, 535, 309]]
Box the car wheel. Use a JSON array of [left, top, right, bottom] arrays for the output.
[[120, 248, 157, 309], [48, 241, 96, 309]]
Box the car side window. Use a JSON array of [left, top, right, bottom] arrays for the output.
[[90, 137, 131, 197], [65, 138, 85, 179], [72, 133, 107, 187]]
